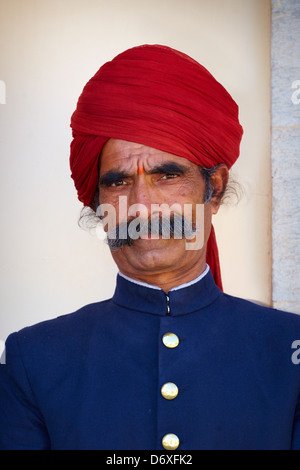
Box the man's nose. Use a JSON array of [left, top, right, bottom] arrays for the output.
[[128, 175, 155, 210]]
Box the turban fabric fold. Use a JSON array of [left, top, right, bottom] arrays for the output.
[[70, 44, 243, 290]]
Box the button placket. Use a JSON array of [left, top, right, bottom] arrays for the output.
[[158, 318, 182, 450]]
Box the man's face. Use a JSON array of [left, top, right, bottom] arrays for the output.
[[98, 139, 216, 280]]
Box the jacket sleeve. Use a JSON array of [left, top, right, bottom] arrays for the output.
[[0, 333, 50, 450]]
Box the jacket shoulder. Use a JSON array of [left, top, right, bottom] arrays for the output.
[[220, 291, 300, 330], [4, 298, 114, 360]]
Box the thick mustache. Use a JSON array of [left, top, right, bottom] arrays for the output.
[[106, 214, 196, 250]]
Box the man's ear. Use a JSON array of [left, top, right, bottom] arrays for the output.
[[210, 164, 229, 214]]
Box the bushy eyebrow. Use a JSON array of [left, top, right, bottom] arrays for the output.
[[99, 170, 129, 186], [148, 161, 188, 175], [99, 161, 188, 186]]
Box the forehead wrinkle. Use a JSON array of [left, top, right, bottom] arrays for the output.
[[100, 153, 160, 175], [99, 156, 138, 176], [100, 140, 197, 176]]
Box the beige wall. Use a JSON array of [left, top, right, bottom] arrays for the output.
[[0, 0, 271, 341]]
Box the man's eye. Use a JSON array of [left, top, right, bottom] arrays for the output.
[[111, 180, 127, 187], [161, 173, 179, 180]]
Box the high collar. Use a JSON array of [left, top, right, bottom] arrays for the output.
[[112, 268, 221, 316]]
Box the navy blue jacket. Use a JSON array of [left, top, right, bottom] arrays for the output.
[[1, 269, 300, 450]]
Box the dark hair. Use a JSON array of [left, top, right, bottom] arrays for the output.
[[200, 165, 242, 205], [200, 167, 216, 203]]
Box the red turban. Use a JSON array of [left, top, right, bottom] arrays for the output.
[[70, 44, 243, 290]]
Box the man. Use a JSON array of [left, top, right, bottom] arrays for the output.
[[0, 45, 300, 450]]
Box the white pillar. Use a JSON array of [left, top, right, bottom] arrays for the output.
[[271, 0, 300, 313]]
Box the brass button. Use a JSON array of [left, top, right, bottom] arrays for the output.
[[162, 433, 180, 450], [161, 382, 179, 400], [162, 333, 179, 349]]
